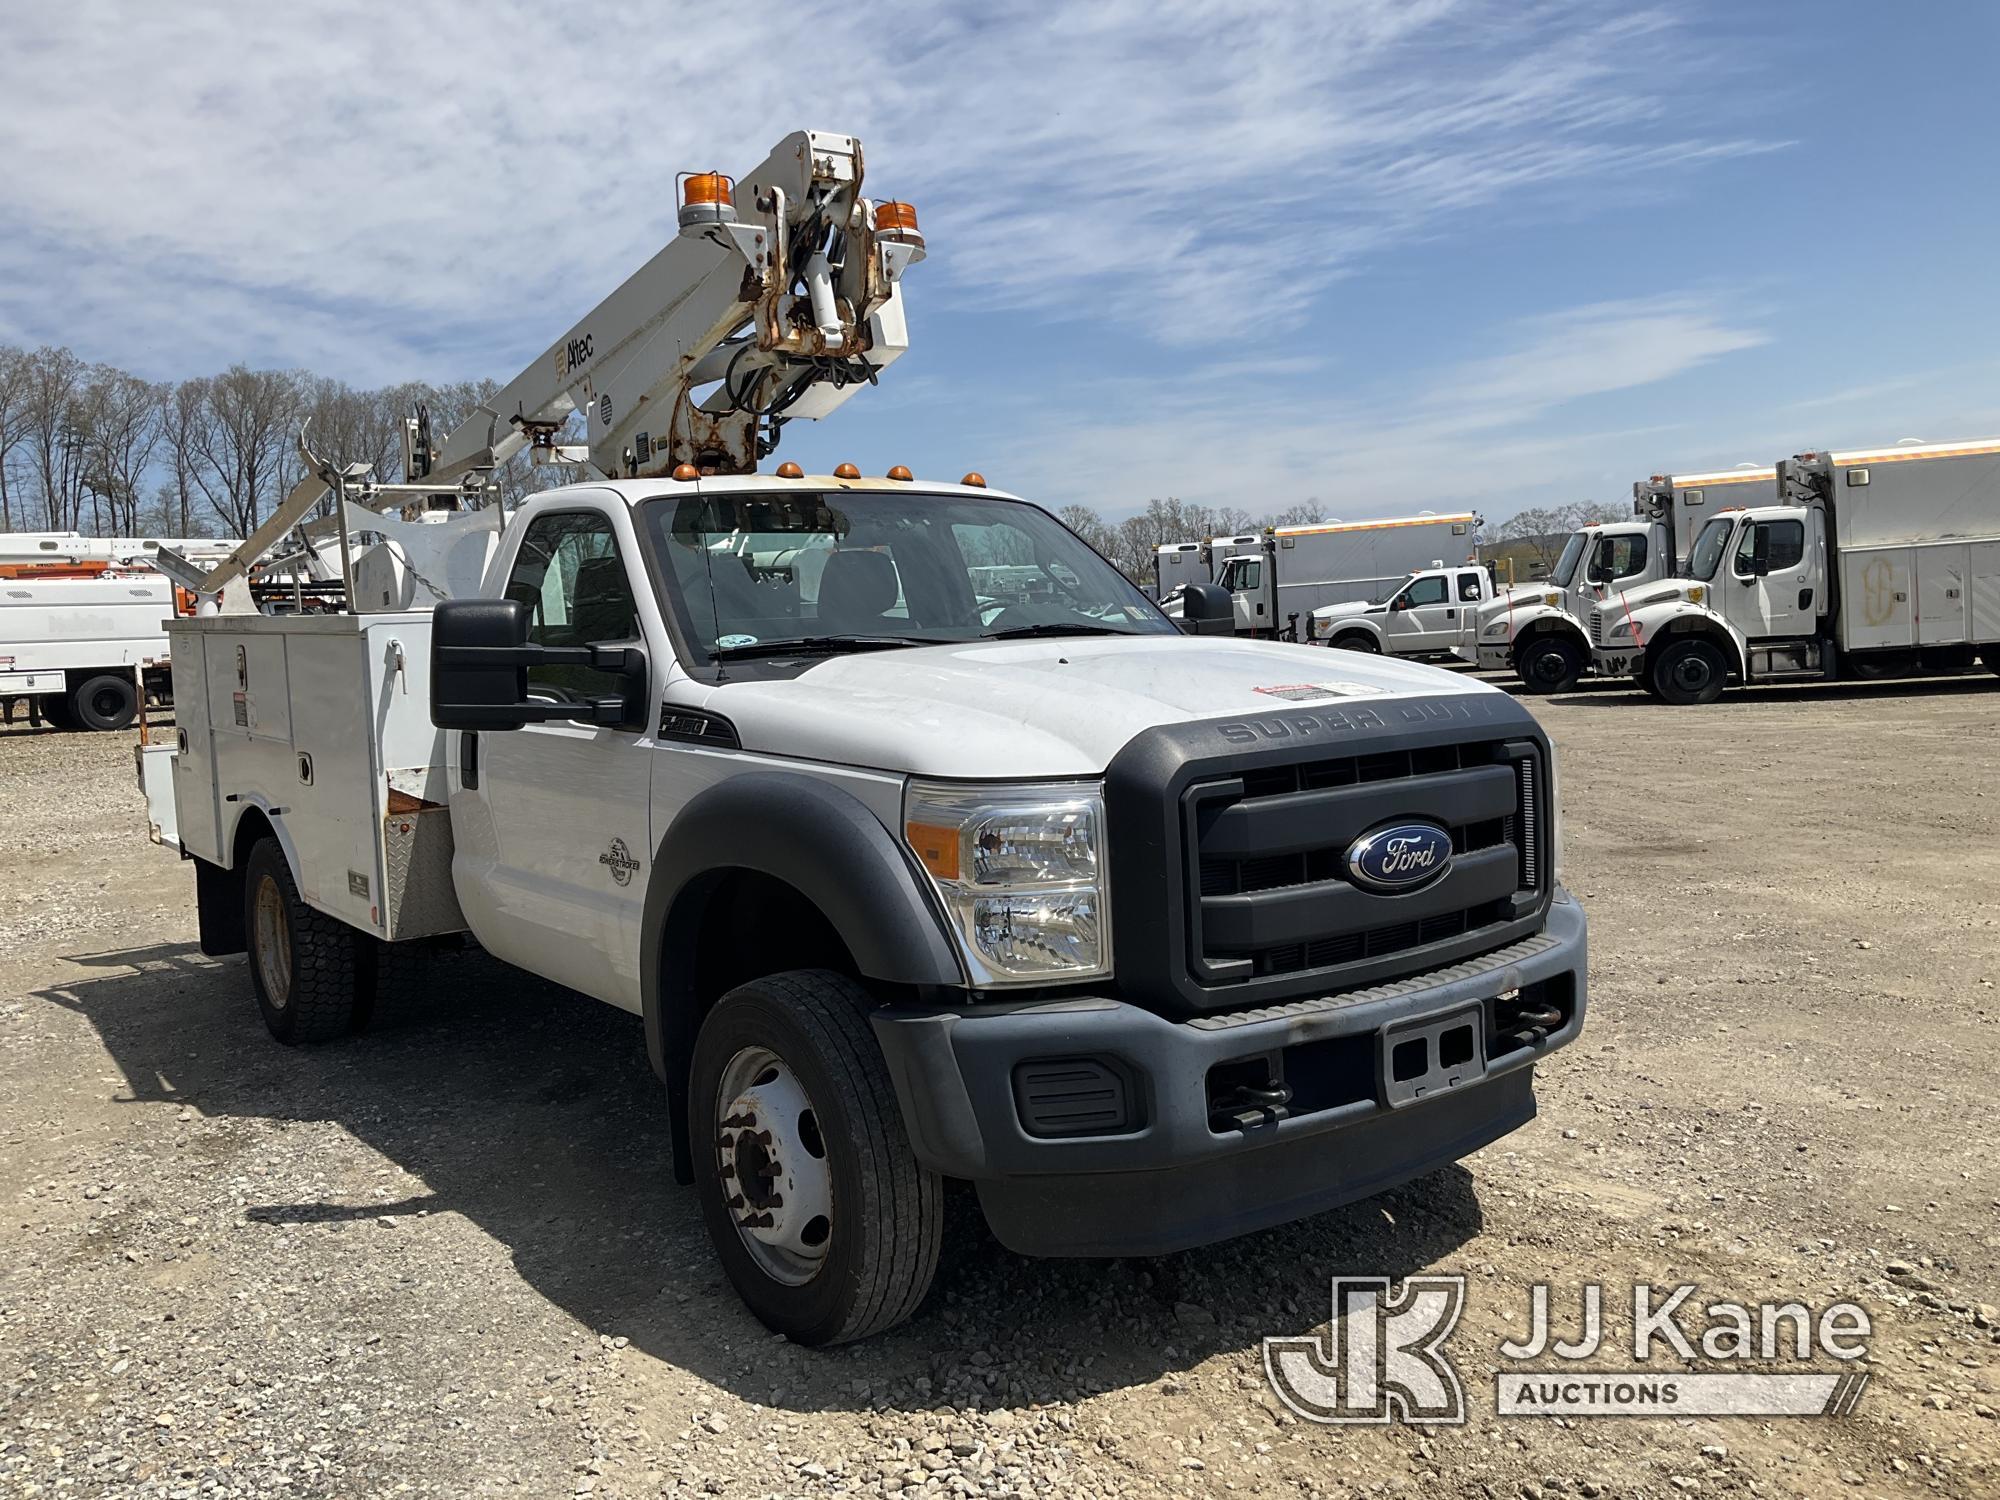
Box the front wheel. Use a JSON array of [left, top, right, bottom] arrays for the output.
[[1514, 635, 1583, 694], [243, 837, 364, 1043], [1330, 632, 1380, 653], [690, 971, 942, 1345], [1650, 638, 1728, 706]]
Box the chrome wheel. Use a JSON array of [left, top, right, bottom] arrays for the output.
[[714, 1046, 833, 1286], [253, 875, 292, 1007]]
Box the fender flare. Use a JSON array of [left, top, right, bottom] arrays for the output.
[[1322, 618, 1385, 648], [1507, 611, 1587, 656], [640, 770, 964, 1180], [1642, 609, 1748, 679]]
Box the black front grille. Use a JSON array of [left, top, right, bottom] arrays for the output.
[[1183, 737, 1546, 993]]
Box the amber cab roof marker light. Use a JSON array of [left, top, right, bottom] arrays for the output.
[[671, 463, 700, 481], [834, 462, 861, 480], [775, 461, 805, 479], [960, 472, 987, 488], [886, 465, 914, 481]]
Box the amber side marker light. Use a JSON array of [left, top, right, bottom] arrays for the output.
[[775, 461, 804, 479], [906, 821, 960, 881], [671, 463, 700, 481], [834, 462, 861, 480], [886, 465, 913, 481]]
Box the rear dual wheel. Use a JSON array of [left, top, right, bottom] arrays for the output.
[[243, 838, 364, 1043]]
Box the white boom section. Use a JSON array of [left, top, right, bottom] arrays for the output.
[[195, 129, 921, 596]]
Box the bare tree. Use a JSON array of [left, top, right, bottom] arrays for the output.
[[1056, 503, 1116, 562], [78, 367, 166, 534], [159, 379, 216, 535], [1495, 500, 1626, 570], [0, 346, 32, 532], [189, 366, 305, 535], [19, 346, 85, 530]]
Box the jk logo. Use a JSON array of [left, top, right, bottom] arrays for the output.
[[1264, 1276, 1467, 1425]]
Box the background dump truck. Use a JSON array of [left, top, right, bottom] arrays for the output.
[[1211, 512, 1481, 639], [1593, 437, 2000, 702], [136, 130, 1586, 1346]]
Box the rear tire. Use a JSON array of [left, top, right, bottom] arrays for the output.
[[243, 837, 363, 1043], [1515, 635, 1583, 694], [1650, 638, 1728, 706], [1331, 632, 1379, 653], [690, 970, 942, 1345], [71, 672, 139, 731]]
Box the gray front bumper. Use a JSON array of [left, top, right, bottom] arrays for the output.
[[871, 892, 1586, 1256]]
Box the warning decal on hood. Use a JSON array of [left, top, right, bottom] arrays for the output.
[[1253, 681, 1388, 702]]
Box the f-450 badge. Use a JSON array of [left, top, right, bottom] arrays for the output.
[[599, 837, 641, 887]]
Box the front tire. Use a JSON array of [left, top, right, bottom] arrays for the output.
[[243, 837, 363, 1043], [1650, 638, 1728, 706], [1330, 632, 1380, 653], [690, 971, 942, 1345], [1515, 635, 1583, 694]]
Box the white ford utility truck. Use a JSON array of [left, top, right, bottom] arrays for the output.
[[136, 131, 1587, 1346], [1591, 437, 2000, 702], [1309, 562, 1491, 660]]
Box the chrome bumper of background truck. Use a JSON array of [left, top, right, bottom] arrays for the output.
[[872, 892, 1586, 1256]]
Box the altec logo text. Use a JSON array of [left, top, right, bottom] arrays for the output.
[[1265, 1278, 1872, 1425]]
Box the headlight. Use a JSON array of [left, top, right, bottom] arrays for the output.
[[1310, 616, 1330, 638], [904, 780, 1109, 984], [1482, 620, 1510, 638], [1607, 618, 1637, 641]]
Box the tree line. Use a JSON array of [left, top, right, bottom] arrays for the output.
[[0, 343, 557, 542], [0, 341, 1621, 586]]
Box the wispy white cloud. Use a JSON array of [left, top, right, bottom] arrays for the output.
[[0, 1, 1782, 380]]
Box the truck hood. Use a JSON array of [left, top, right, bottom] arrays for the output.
[[1608, 579, 1698, 613], [1474, 584, 1565, 625], [1309, 599, 1384, 622], [695, 635, 1498, 778]]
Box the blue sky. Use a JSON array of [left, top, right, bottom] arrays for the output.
[[0, 1, 1994, 524]]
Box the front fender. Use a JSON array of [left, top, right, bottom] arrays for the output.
[[640, 770, 965, 1177], [1626, 604, 1747, 676], [1490, 604, 1579, 646]]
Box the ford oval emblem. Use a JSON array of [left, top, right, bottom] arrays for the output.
[[1345, 821, 1453, 894]]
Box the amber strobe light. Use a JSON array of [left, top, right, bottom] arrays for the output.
[[875, 201, 922, 241], [682, 172, 733, 208]]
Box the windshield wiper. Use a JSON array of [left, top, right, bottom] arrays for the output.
[[982, 623, 1134, 640], [710, 634, 949, 661]]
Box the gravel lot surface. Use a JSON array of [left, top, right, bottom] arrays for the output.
[[3, 675, 1997, 1498]]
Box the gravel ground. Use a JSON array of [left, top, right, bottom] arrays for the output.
[[2, 675, 1997, 1499]]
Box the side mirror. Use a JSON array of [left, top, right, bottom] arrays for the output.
[[1178, 581, 1235, 636], [1749, 527, 1771, 576], [1388, 597, 1407, 612], [430, 598, 648, 731]]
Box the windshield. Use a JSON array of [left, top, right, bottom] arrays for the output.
[[1684, 516, 1734, 580], [639, 489, 1174, 659], [1549, 531, 1589, 588]]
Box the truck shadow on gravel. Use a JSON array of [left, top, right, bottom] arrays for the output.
[[35, 941, 1488, 1413], [1529, 673, 2000, 708]]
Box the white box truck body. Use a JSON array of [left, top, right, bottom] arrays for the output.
[[1215, 512, 1480, 637]]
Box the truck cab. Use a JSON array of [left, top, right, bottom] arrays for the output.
[[1309, 563, 1490, 659], [1460, 520, 1662, 692]]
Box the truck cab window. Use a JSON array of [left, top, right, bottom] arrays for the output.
[[503, 511, 639, 701], [1225, 557, 1262, 592], [1685, 516, 1734, 581], [1401, 574, 1447, 608], [1598, 533, 1649, 581], [1735, 518, 1805, 575], [1457, 572, 1483, 602]]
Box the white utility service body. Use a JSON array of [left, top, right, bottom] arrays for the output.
[[1592, 438, 2000, 700], [1215, 513, 1481, 638], [2, 572, 178, 729], [138, 129, 1586, 1347]]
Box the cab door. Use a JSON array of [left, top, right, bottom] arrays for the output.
[[1451, 568, 1487, 650], [451, 503, 657, 1011], [1224, 555, 1269, 633], [1726, 515, 1813, 639], [1381, 572, 1456, 652]]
